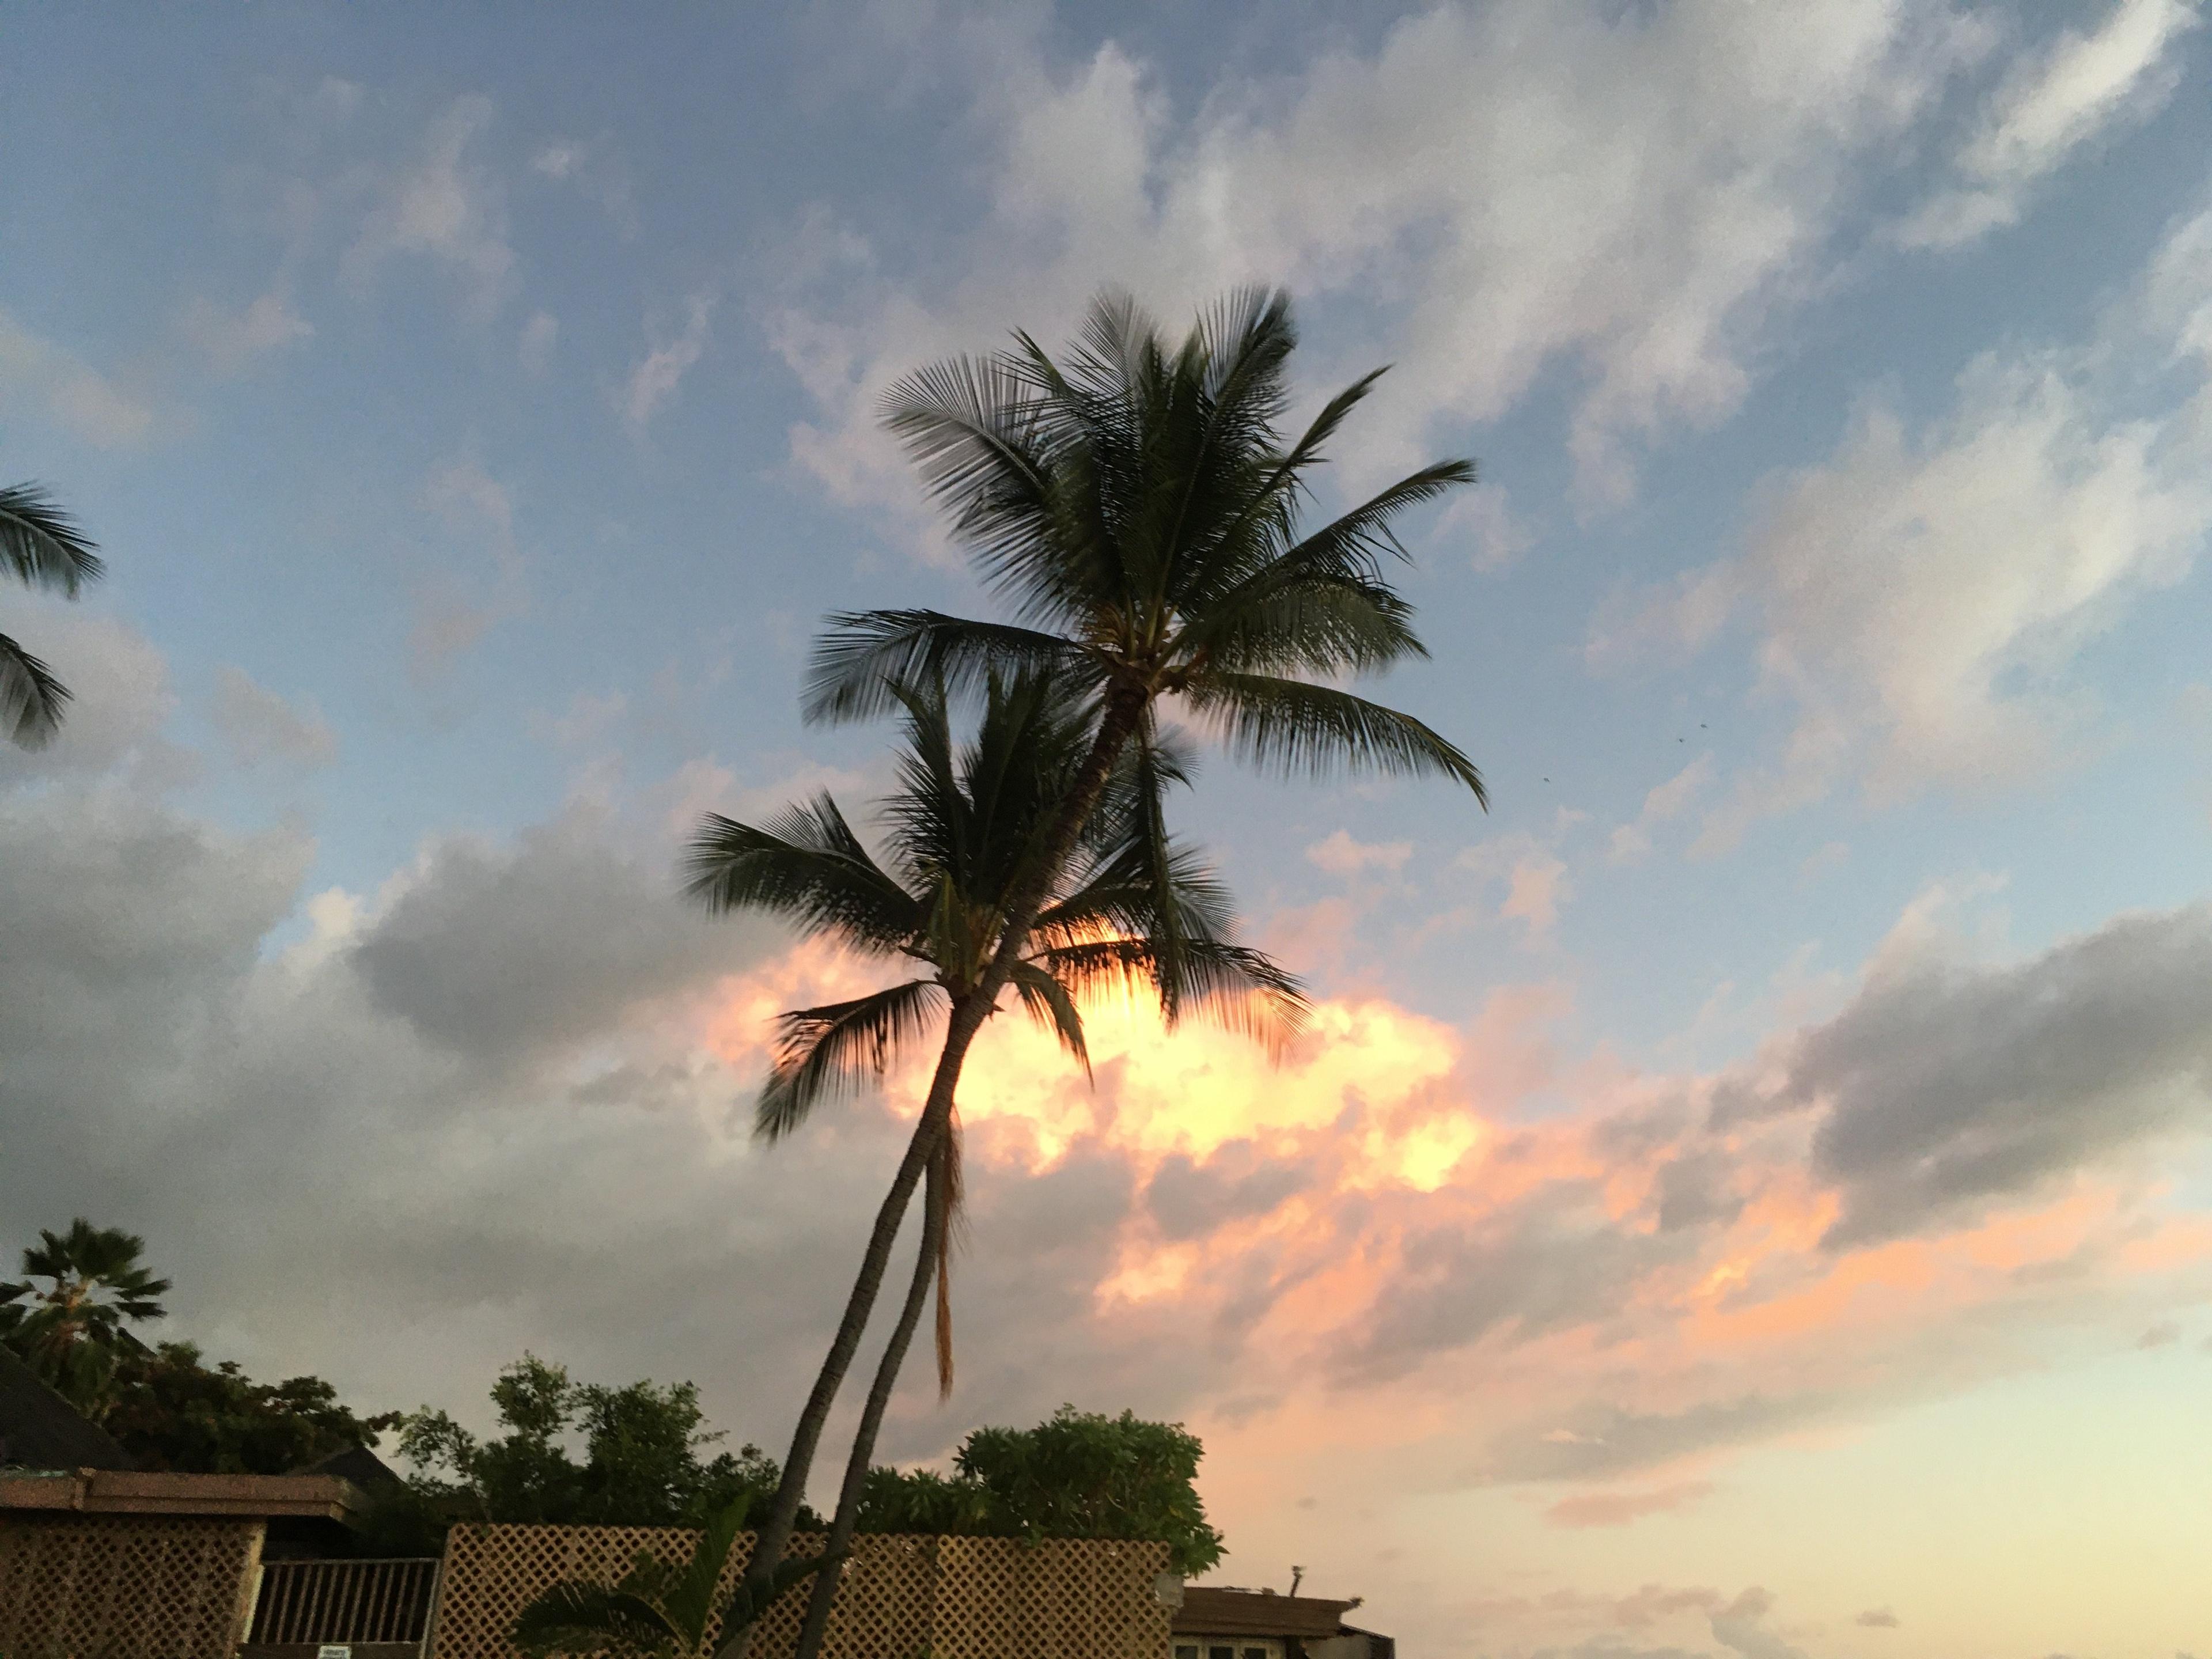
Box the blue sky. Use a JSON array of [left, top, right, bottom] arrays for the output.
[[6, 5, 2212, 1656]]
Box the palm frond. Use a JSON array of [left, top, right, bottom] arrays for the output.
[[658, 1496, 749, 1642], [755, 979, 947, 1143], [804, 610, 1084, 724], [1008, 961, 1089, 1073], [1185, 672, 1486, 801], [0, 483, 104, 596], [0, 632, 71, 749], [510, 1579, 683, 1658], [683, 797, 919, 955]]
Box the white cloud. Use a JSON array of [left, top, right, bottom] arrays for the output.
[[414, 458, 527, 680], [519, 309, 558, 374], [1897, 0, 2202, 249], [764, 1, 1996, 522], [1630, 198, 2212, 852], [1458, 833, 1572, 942], [1306, 828, 1412, 877], [531, 134, 636, 235], [1608, 753, 1715, 865], [181, 289, 313, 376], [344, 95, 516, 316], [211, 666, 337, 770], [622, 291, 715, 430], [0, 306, 161, 449]]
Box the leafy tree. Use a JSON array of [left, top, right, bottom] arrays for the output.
[[686, 672, 1297, 1655], [512, 1494, 838, 1659], [397, 1354, 819, 1532], [848, 1408, 1222, 1577], [103, 1340, 402, 1475], [952, 1406, 1222, 1575], [0, 1218, 171, 1418], [735, 288, 1484, 1633], [1, 482, 104, 748]]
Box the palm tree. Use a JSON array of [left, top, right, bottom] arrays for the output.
[[512, 1493, 838, 1659], [0, 1219, 171, 1417], [731, 288, 1487, 1624], [685, 671, 1299, 1657], [1, 483, 105, 748]]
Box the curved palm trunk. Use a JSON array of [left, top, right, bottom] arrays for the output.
[[726, 689, 1149, 1658], [789, 1144, 949, 1659]]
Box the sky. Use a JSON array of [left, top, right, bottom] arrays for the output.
[[3, 1, 2212, 1654]]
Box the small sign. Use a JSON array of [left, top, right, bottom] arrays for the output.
[[317, 1646, 352, 1659]]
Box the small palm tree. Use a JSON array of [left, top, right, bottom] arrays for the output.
[[687, 671, 1298, 1657], [1, 483, 105, 748], [0, 1219, 171, 1417], [734, 289, 1487, 1624], [512, 1493, 837, 1659]]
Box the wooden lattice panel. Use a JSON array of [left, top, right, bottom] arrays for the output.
[[431, 1524, 1171, 1659], [0, 1513, 264, 1659]]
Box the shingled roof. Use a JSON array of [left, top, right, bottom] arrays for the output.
[[0, 1345, 133, 1472]]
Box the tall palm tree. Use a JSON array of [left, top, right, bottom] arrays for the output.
[[0, 1219, 171, 1418], [1, 483, 105, 748], [732, 288, 1487, 1623], [685, 671, 1298, 1658]]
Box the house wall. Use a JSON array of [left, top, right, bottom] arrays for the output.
[[427, 1523, 1173, 1659], [0, 1512, 266, 1659]]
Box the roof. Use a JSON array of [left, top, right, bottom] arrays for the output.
[[0, 1468, 366, 1522], [0, 1346, 134, 1472], [296, 1442, 406, 1491], [1172, 1586, 1361, 1638]]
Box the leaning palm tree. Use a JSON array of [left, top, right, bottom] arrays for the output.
[[732, 287, 1487, 1622], [0, 1219, 171, 1418], [1, 483, 105, 747], [685, 671, 1299, 1657], [512, 1493, 838, 1659]]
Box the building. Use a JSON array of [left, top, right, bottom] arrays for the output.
[[0, 1343, 134, 1472], [1172, 1584, 1396, 1659]]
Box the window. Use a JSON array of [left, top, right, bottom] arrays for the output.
[[1175, 1647, 1199, 1659]]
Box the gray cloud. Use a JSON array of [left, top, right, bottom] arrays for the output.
[[349, 809, 753, 1074], [1145, 1142, 1313, 1241], [1344, 1180, 1697, 1384], [1760, 905, 2212, 1247]]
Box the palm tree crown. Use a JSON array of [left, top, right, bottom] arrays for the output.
[[686, 670, 1301, 1388], [807, 288, 1485, 809], [1, 482, 105, 748], [0, 1218, 171, 1415], [687, 670, 1302, 1147]]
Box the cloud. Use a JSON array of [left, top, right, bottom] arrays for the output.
[[519, 310, 558, 374], [1896, 0, 2202, 248], [1459, 834, 1573, 941], [1855, 1607, 1901, 1628], [1544, 1480, 1713, 1529], [344, 95, 516, 316], [1609, 754, 1715, 865], [210, 666, 337, 770], [1737, 900, 2212, 1247], [2137, 1319, 2183, 1349], [9, 625, 2212, 1568], [1306, 829, 1412, 878], [623, 291, 715, 430], [1641, 198, 2212, 850], [531, 134, 637, 235], [0, 306, 161, 448], [1709, 1588, 1808, 1659], [765, 2, 2002, 522], [180, 290, 313, 376], [413, 456, 527, 680]]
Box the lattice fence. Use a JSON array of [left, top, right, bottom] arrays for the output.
[[431, 1524, 1172, 1659], [0, 1513, 264, 1659]]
